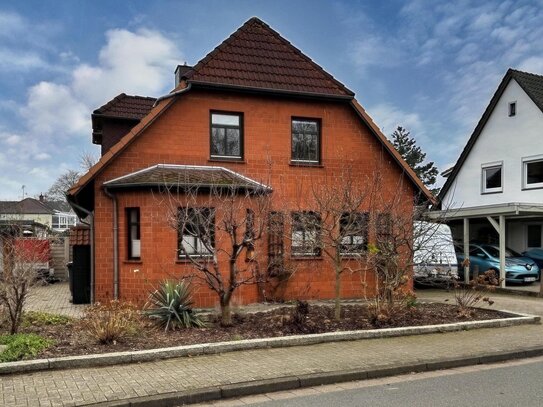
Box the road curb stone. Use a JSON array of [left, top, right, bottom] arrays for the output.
[[84, 347, 543, 407], [0, 311, 539, 376]]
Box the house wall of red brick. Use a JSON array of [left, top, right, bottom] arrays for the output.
[[92, 89, 415, 307]]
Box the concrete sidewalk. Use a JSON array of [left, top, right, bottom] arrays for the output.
[[2, 292, 543, 407]]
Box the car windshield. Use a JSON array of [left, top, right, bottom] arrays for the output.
[[481, 245, 520, 258]]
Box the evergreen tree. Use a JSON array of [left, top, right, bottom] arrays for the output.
[[390, 126, 439, 195]]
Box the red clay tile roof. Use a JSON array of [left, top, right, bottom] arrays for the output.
[[70, 225, 90, 246], [93, 93, 156, 120], [185, 17, 354, 98], [103, 164, 272, 192], [68, 18, 434, 206]]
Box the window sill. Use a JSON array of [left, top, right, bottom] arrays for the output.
[[291, 255, 323, 261], [289, 161, 323, 168], [176, 256, 214, 263], [124, 259, 142, 264], [209, 157, 245, 163], [522, 185, 543, 191], [481, 190, 503, 195]]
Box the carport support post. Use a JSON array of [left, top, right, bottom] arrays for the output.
[[499, 215, 506, 288], [463, 218, 469, 284]]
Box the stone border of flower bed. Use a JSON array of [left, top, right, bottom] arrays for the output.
[[0, 309, 539, 375]]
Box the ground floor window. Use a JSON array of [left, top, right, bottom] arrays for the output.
[[178, 207, 215, 257], [340, 212, 369, 254], [291, 211, 321, 256]]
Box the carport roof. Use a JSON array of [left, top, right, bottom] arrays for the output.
[[428, 202, 543, 220]]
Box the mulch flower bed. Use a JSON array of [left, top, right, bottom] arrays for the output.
[[2, 302, 511, 361]]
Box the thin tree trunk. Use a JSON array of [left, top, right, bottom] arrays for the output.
[[334, 267, 341, 320], [220, 302, 232, 326]]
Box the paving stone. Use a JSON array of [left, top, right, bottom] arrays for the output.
[[1, 290, 542, 406]]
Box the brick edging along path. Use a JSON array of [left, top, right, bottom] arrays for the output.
[[0, 309, 538, 376]]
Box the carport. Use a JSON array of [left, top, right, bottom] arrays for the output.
[[429, 202, 543, 292]]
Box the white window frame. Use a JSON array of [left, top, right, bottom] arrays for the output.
[[522, 155, 543, 190], [481, 161, 503, 194]]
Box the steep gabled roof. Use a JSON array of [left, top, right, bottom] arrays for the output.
[[93, 93, 157, 120], [184, 17, 354, 98], [68, 18, 433, 206], [439, 68, 543, 202]]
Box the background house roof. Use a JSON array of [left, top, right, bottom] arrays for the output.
[[184, 17, 354, 98], [103, 164, 271, 192], [0, 198, 53, 215], [438, 68, 543, 203], [93, 93, 157, 120]]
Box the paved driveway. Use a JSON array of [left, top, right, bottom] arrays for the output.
[[416, 287, 543, 317], [26, 282, 87, 318]]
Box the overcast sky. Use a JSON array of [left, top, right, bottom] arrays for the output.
[[1, 0, 542, 199]]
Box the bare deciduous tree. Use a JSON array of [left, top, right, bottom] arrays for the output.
[[157, 181, 272, 326], [293, 164, 371, 320], [0, 230, 47, 334]]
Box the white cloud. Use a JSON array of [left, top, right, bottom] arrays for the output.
[[72, 28, 181, 106], [22, 28, 181, 139], [21, 82, 89, 137], [368, 103, 423, 137], [0, 26, 182, 199]]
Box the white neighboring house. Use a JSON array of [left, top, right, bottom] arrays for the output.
[[435, 69, 543, 286]]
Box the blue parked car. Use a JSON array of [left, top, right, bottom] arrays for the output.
[[522, 248, 543, 274], [455, 243, 539, 284]]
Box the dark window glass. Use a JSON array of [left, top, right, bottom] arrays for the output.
[[291, 211, 321, 256], [178, 207, 215, 257], [528, 225, 542, 248], [509, 102, 516, 117], [484, 166, 502, 190], [291, 119, 320, 162], [340, 212, 369, 254], [127, 208, 140, 259], [210, 112, 242, 158], [527, 160, 543, 185]]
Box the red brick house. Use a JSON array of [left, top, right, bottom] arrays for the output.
[[68, 17, 431, 306]]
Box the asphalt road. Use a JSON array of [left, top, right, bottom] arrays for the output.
[[202, 357, 543, 407]]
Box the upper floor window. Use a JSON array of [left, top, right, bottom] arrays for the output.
[[523, 156, 543, 190], [127, 208, 141, 259], [178, 207, 215, 258], [291, 211, 321, 256], [508, 102, 516, 117], [291, 118, 320, 164], [482, 162, 502, 194], [340, 212, 369, 255], [210, 112, 243, 160]]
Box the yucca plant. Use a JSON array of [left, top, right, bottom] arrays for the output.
[[145, 280, 206, 331]]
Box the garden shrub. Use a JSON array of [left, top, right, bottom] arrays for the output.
[[80, 301, 142, 344], [145, 280, 206, 331], [0, 333, 53, 362], [454, 270, 499, 317], [22, 311, 73, 327]]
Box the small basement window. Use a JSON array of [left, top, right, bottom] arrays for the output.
[[523, 156, 543, 189], [509, 102, 516, 117], [482, 163, 502, 194]]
